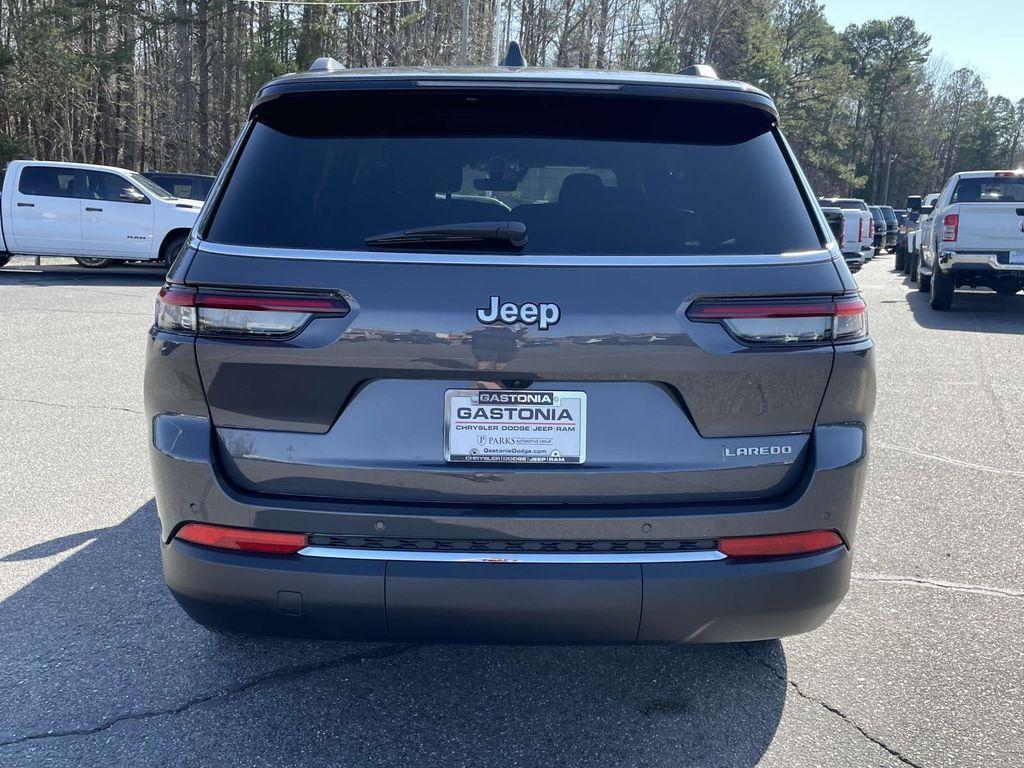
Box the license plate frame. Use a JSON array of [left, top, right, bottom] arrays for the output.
[[444, 389, 587, 464]]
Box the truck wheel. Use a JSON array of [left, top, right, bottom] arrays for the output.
[[930, 268, 953, 310], [910, 253, 919, 282], [0, 254, 11, 269], [161, 233, 188, 271], [918, 271, 930, 292], [894, 250, 905, 271], [74, 257, 112, 268], [996, 283, 1020, 295]]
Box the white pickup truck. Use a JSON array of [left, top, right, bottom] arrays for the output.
[[0, 160, 202, 269], [907, 192, 938, 282], [919, 170, 1024, 309], [818, 197, 874, 268]]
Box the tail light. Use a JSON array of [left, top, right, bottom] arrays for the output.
[[941, 214, 959, 242], [687, 294, 868, 345], [155, 286, 350, 337], [869, 220, 874, 238], [176, 523, 308, 555], [719, 530, 844, 558], [858, 218, 864, 241], [899, 224, 907, 234], [838, 225, 845, 249]]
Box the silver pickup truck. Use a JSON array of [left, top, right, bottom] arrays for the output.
[[919, 170, 1024, 309]]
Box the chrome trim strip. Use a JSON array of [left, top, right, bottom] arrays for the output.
[[190, 239, 834, 268], [297, 546, 726, 564]]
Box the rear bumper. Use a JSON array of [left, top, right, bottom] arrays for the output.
[[151, 411, 868, 642], [937, 250, 1024, 276], [163, 537, 851, 643]]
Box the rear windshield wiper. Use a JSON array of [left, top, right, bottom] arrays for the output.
[[364, 221, 527, 250]]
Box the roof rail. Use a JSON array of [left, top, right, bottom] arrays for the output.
[[678, 64, 718, 79], [500, 41, 527, 68], [309, 57, 344, 73]]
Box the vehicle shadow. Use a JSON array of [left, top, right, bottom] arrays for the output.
[[905, 284, 1024, 333], [0, 502, 787, 767], [0, 260, 166, 287]]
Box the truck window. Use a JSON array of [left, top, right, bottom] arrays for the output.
[[951, 178, 1024, 203], [82, 170, 145, 203], [18, 167, 79, 198]]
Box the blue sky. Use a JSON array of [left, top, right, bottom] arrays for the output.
[[821, 0, 1024, 101]]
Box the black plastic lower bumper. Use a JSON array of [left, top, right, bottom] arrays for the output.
[[163, 539, 851, 644]]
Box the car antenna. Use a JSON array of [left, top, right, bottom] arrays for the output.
[[308, 56, 344, 73], [500, 41, 527, 68]]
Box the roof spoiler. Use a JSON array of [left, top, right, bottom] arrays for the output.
[[678, 64, 718, 79]]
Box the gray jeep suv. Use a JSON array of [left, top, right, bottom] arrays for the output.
[[145, 64, 875, 643]]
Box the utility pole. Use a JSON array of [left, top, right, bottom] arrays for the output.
[[460, 0, 469, 65], [882, 153, 897, 205]]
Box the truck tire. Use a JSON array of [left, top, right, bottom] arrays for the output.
[[74, 257, 113, 268], [161, 232, 188, 270], [0, 254, 11, 269], [917, 270, 930, 292], [930, 267, 953, 310], [909, 253, 919, 282], [894, 249, 905, 271]]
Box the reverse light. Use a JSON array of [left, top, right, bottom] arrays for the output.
[[719, 530, 844, 558], [155, 286, 349, 337], [941, 214, 959, 242], [687, 295, 868, 345], [176, 523, 308, 555]]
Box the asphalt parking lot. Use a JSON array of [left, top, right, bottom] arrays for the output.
[[1, 254, 1022, 767]]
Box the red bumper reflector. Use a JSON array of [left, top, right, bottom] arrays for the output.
[[719, 530, 843, 558], [176, 523, 307, 555]]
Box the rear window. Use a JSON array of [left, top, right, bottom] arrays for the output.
[[881, 208, 897, 224], [206, 91, 822, 256], [951, 177, 1024, 203]]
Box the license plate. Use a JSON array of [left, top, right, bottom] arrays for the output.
[[1010, 250, 1024, 265], [444, 389, 587, 464]]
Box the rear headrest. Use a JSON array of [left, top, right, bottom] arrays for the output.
[[558, 173, 604, 205], [956, 180, 981, 202], [392, 158, 463, 197]]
